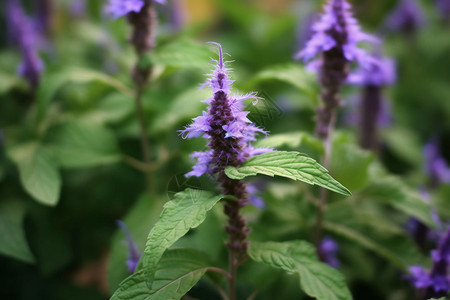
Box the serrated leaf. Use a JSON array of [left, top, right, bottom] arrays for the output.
[[248, 241, 352, 300], [254, 131, 324, 152], [141, 39, 214, 69], [8, 143, 61, 206], [51, 121, 120, 168], [142, 189, 223, 285], [37, 68, 133, 122], [111, 269, 149, 300], [249, 63, 320, 105], [0, 200, 35, 263], [112, 249, 211, 300], [149, 249, 210, 299], [363, 177, 433, 226], [225, 151, 351, 196]]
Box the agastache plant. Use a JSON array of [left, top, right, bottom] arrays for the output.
[[7, 0, 44, 92], [348, 54, 396, 150], [296, 0, 376, 245], [408, 227, 450, 298], [181, 43, 270, 299]]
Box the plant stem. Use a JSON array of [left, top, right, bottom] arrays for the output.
[[134, 85, 151, 165], [314, 107, 337, 247], [228, 251, 237, 300]]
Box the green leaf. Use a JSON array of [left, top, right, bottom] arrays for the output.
[[248, 241, 352, 300], [37, 68, 133, 122], [225, 151, 351, 196], [363, 177, 433, 226], [8, 143, 61, 206], [249, 63, 320, 105], [0, 200, 35, 263], [110, 270, 149, 300], [323, 221, 416, 269], [0, 72, 25, 95], [142, 189, 223, 284], [51, 121, 120, 168], [141, 39, 214, 69], [149, 249, 210, 299], [254, 131, 324, 152], [330, 134, 374, 191], [112, 249, 211, 300]]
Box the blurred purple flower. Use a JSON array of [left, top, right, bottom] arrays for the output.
[[295, 14, 317, 55], [116, 220, 141, 273], [7, 0, 44, 91], [105, 0, 166, 19], [70, 0, 87, 17], [247, 184, 265, 209], [408, 227, 450, 298], [385, 0, 425, 35], [436, 0, 450, 21], [424, 139, 450, 187], [348, 54, 396, 149], [348, 56, 396, 87], [181, 43, 271, 178], [296, 0, 377, 70], [169, 0, 186, 31], [318, 237, 340, 268]]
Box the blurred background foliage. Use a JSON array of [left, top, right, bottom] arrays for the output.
[[0, 0, 450, 299]]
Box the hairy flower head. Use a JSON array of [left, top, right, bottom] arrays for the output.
[[296, 0, 377, 70], [181, 43, 270, 178]]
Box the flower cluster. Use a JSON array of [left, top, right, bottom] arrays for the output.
[[7, 0, 44, 91], [408, 227, 450, 298], [385, 0, 425, 35], [181, 43, 270, 178], [296, 0, 378, 140], [106, 0, 165, 19], [296, 0, 376, 71]]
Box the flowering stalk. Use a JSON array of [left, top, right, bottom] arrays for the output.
[[106, 0, 164, 192], [348, 55, 396, 150], [7, 0, 44, 93], [296, 0, 376, 246], [181, 43, 269, 300]]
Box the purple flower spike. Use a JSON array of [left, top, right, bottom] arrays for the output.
[[296, 0, 378, 141], [181, 43, 271, 178], [296, 0, 377, 70], [318, 237, 340, 268], [181, 43, 271, 261], [408, 227, 450, 298], [116, 220, 141, 273], [424, 139, 450, 187], [385, 0, 425, 36], [7, 0, 44, 91], [106, 0, 165, 19]]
